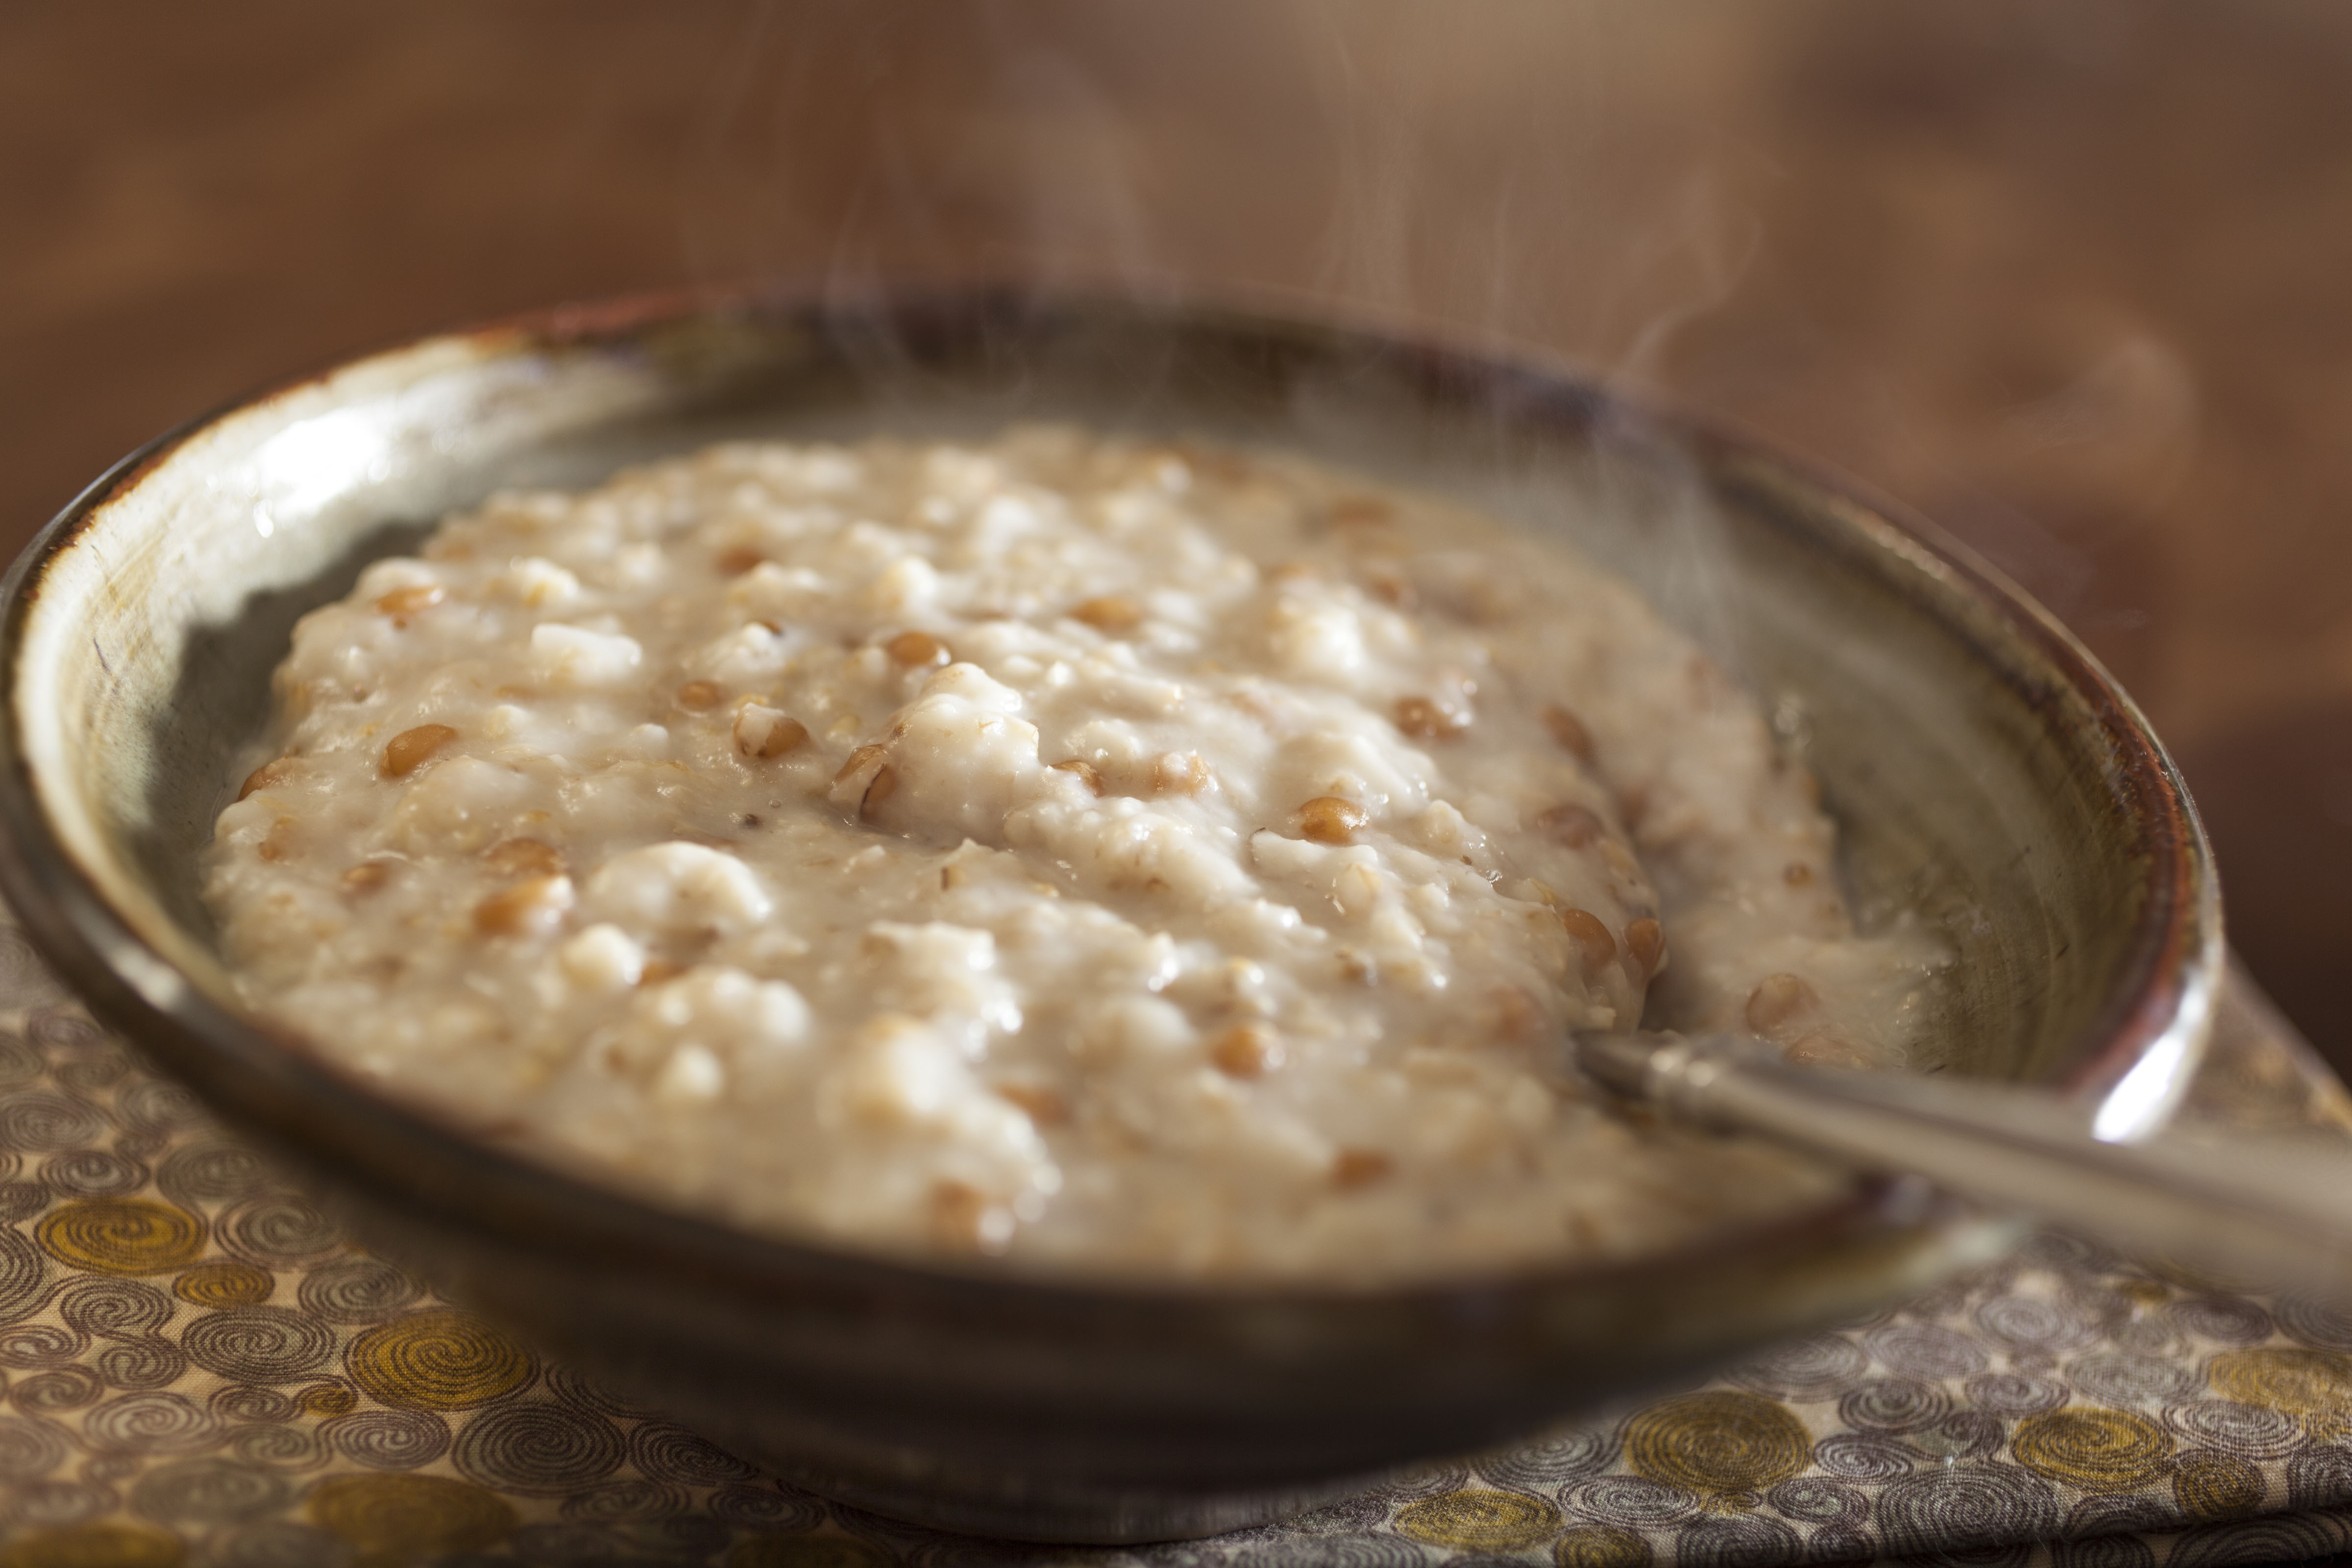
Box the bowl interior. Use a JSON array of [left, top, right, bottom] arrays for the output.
[[9, 292, 2211, 1196]]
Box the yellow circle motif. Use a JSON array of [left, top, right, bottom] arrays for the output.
[[2173, 1450, 2265, 1521], [729, 1537, 894, 1568], [173, 1259, 274, 1307], [2209, 1348, 2352, 1436], [297, 1381, 359, 1418], [1622, 1391, 1810, 1497], [0, 1524, 183, 1568], [343, 1308, 537, 1411], [1395, 1489, 1563, 1550], [33, 1198, 204, 1276], [1556, 1523, 1654, 1568], [308, 1473, 515, 1558], [2011, 1407, 2175, 1494]]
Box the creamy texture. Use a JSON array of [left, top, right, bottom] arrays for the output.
[[204, 427, 1942, 1283]]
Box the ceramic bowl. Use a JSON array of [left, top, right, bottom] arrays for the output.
[[0, 289, 2221, 1542]]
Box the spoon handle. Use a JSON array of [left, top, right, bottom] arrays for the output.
[[1578, 1032, 2352, 1298]]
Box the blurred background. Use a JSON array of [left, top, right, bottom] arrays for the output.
[[6, 2, 2349, 1061]]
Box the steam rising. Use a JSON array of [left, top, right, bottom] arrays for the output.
[[669, 3, 2200, 699], [677, 4, 1773, 371]]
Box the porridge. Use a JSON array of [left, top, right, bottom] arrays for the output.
[[203, 427, 1942, 1283]]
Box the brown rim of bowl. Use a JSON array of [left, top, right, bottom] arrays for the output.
[[0, 282, 2221, 1318]]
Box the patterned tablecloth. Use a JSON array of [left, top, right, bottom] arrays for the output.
[[0, 906, 2349, 1568]]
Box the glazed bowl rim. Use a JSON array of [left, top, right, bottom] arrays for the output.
[[0, 281, 2222, 1316]]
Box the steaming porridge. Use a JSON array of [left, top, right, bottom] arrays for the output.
[[204, 427, 1942, 1282]]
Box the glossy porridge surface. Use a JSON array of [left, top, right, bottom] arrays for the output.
[[204, 427, 1941, 1282]]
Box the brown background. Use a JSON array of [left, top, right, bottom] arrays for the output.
[[5, 3, 2350, 1060]]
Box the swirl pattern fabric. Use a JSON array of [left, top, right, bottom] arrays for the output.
[[0, 910, 2348, 1567]]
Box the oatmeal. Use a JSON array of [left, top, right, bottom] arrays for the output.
[[203, 428, 1941, 1283]]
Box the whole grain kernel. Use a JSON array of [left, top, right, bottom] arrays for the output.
[[1174, 440, 1251, 482], [1299, 796, 1368, 845], [833, 744, 889, 787], [1153, 752, 1211, 796], [1489, 987, 1540, 1042], [1365, 572, 1417, 610], [676, 680, 723, 711], [1784, 1032, 1872, 1070], [1332, 1148, 1393, 1189], [1558, 908, 1616, 972], [1051, 759, 1105, 795], [1537, 804, 1604, 850], [1394, 696, 1466, 741], [382, 724, 458, 778], [255, 818, 299, 863], [374, 583, 444, 622], [715, 545, 765, 577], [238, 758, 297, 802], [638, 960, 685, 987], [1210, 1024, 1277, 1078], [1326, 494, 1394, 528], [341, 860, 393, 894], [1625, 917, 1666, 979], [1543, 704, 1596, 762], [1744, 973, 1821, 1039], [861, 765, 899, 816], [929, 1179, 1008, 1251], [1070, 595, 1143, 632], [995, 1083, 1069, 1126], [735, 707, 808, 760], [473, 875, 573, 937], [1784, 862, 1815, 886], [885, 630, 949, 667], [484, 838, 565, 879]]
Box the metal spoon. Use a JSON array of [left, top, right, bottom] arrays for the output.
[[1578, 1031, 2352, 1298]]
